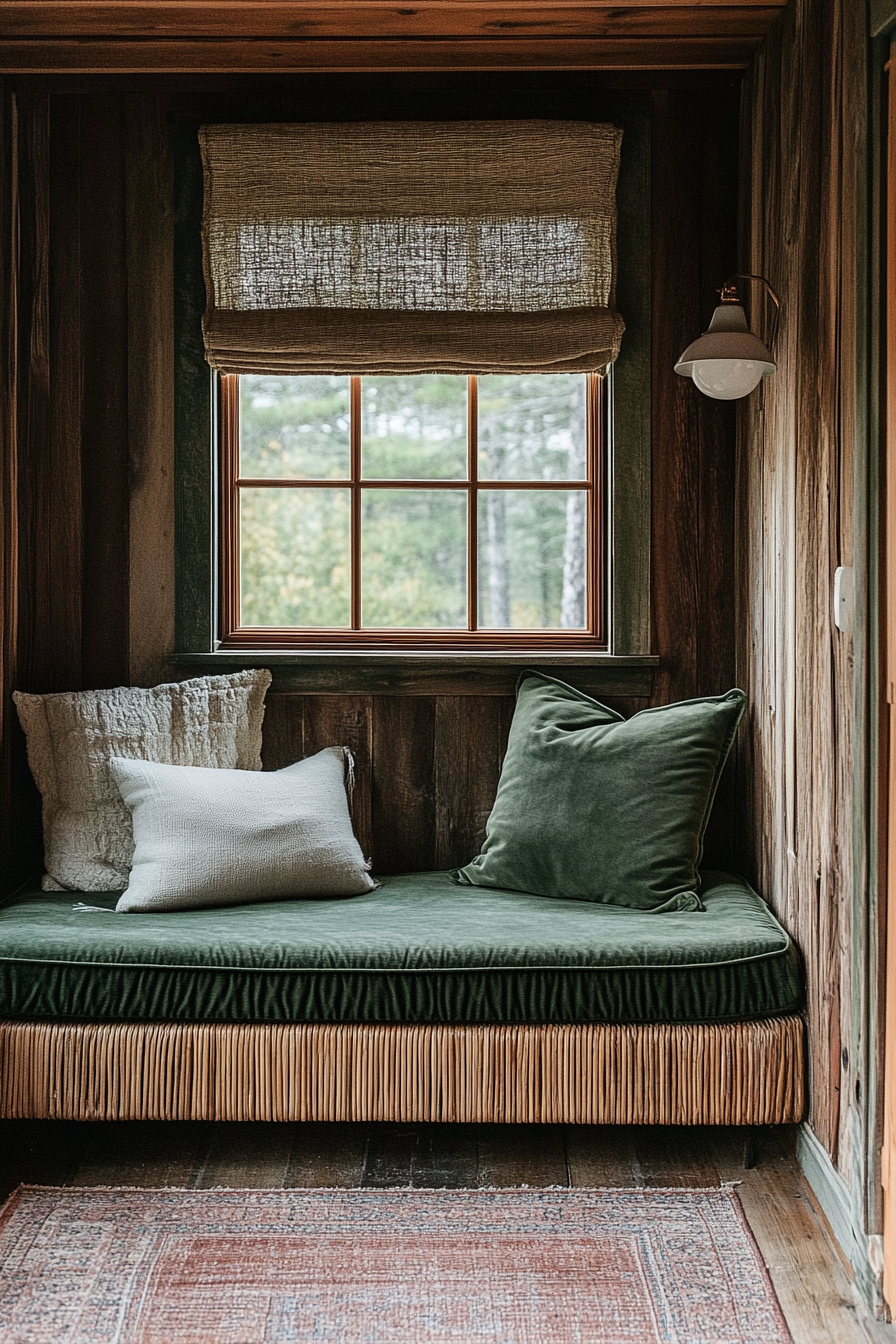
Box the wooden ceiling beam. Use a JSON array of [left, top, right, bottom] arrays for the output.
[[2, 8, 782, 40], [0, 37, 764, 72], [1, 1, 786, 72]]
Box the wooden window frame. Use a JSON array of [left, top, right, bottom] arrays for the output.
[[217, 372, 609, 653]]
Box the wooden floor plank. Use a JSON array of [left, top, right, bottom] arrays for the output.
[[726, 1143, 880, 1344], [284, 1122, 366, 1188], [411, 1123, 479, 1188], [1, 1119, 890, 1343], [565, 1124, 644, 1187], [634, 1124, 724, 1187], [70, 1121, 213, 1189], [361, 1123, 420, 1187], [195, 1122, 296, 1189], [476, 1123, 569, 1188], [0, 1120, 86, 1201]]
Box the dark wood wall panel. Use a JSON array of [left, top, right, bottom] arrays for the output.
[[305, 696, 376, 863], [371, 698, 438, 874], [47, 94, 83, 692], [650, 85, 740, 871], [13, 93, 51, 697], [433, 696, 516, 870], [125, 95, 176, 689], [650, 88, 739, 711], [4, 92, 55, 893], [0, 86, 14, 896], [79, 95, 130, 689]]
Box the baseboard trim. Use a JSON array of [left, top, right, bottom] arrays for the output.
[[796, 1123, 882, 1310]]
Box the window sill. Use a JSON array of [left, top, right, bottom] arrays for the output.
[[173, 651, 658, 696]]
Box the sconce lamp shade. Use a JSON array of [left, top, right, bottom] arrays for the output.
[[674, 300, 776, 400]]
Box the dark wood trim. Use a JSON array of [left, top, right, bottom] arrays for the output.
[[219, 371, 240, 644], [0, 38, 762, 75], [174, 651, 657, 694], [1, 5, 788, 44]]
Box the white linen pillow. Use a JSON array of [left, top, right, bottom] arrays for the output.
[[111, 747, 376, 912], [13, 670, 271, 892]]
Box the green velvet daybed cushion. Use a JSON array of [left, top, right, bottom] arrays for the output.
[[0, 869, 802, 1026]]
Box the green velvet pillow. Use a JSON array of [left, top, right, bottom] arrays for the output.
[[451, 673, 746, 912]]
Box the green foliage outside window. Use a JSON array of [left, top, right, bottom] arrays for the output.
[[238, 374, 589, 631]]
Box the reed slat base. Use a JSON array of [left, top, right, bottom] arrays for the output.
[[0, 1017, 805, 1125]]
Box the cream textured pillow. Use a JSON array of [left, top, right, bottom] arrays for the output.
[[13, 670, 271, 892], [111, 748, 376, 912]]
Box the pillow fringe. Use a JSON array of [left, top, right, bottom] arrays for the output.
[[342, 747, 356, 813]]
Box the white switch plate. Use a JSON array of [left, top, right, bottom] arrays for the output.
[[834, 565, 853, 635]]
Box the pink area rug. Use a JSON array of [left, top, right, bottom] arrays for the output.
[[0, 1185, 791, 1344]]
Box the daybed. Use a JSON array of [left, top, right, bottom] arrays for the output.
[[0, 869, 804, 1125], [1, 670, 806, 1128]]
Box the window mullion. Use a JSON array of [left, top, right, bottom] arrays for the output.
[[467, 375, 478, 632], [350, 376, 362, 630]]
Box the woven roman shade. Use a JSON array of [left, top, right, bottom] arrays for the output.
[[199, 121, 625, 375]]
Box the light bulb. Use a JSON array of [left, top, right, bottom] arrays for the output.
[[691, 358, 765, 401]]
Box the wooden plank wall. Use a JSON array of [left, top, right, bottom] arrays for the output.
[[737, 0, 867, 1174], [0, 74, 740, 892]]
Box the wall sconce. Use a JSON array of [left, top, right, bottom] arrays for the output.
[[674, 274, 780, 400]]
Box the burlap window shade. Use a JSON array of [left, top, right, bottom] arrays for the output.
[[199, 121, 625, 375]]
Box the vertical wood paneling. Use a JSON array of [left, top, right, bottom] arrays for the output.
[[13, 92, 51, 696], [649, 84, 739, 709], [371, 697, 437, 874], [433, 695, 514, 870], [650, 85, 740, 875], [259, 693, 307, 772], [0, 85, 24, 895], [46, 94, 82, 691], [738, 0, 863, 1173], [303, 696, 374, 861], [126, 95, 175, 688], [79, 95, 129, 690], [260, 693, 375, 859], [6, 91, 51, 888]]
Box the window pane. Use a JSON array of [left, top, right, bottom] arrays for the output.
[[362, 376, 467, 479], [361, 489, 467, 627], [477, 374, 587, 481], [478, 490, 588, 629], [240, 488, 351, 627], [239, 375, 351, 479]]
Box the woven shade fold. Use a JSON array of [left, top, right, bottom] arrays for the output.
[[199, 121, 625, 375]]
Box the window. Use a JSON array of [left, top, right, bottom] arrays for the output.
[[174, 107, 651, 669], [219, 372, 606, 651]]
